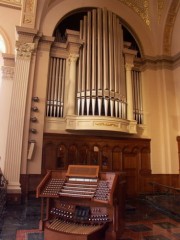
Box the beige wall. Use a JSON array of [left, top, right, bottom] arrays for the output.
[[142, 66, 179, 174], [0, 5, 21, 53]]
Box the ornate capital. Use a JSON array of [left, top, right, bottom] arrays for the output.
[[1, 66, 14, 80], [69, 53, 79, 63], [16, 41, 35, 58], [125, 63, 134, 71]]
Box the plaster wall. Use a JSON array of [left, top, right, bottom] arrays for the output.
[[0, 67, 13, 172], [0, 5, 21, 53], [142, 67, 179, 174]]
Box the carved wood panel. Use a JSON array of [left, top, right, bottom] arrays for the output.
[[42, 133, 151, 196]]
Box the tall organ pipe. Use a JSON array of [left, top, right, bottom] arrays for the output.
[[50, 58, 56, 117], [92, 9, 97, 115], [47, 57, 53, 116], [61, 60, 66, 117], [103, 8, 109, 94], [97, 8, 103, 93], [57, 59, 62, 117], [92, 9, 97, 93], [108, 11, 114, 93], [86, 11, 92, 94]]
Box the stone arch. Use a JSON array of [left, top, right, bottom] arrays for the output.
[[39, 0, 155, 56]]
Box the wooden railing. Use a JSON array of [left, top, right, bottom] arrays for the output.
[[149, 181, 180, 197]]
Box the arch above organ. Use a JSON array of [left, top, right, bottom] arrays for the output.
[[44, 7, 145, 135]]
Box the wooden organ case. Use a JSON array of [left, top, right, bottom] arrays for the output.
[[36, 165, 126, 240]]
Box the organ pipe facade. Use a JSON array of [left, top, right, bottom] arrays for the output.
[[45, 8, 144, 134]]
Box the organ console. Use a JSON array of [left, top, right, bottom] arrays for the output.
[[36, 165, 126, 240]]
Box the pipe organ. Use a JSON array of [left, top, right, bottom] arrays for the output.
[[77, 8, 126, 118], [45, 7, 144, 133], [46, 57, 66, 118], [36, 165, 126, 240], [132, 69, 143, 124]]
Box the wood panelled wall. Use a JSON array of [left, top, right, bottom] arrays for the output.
[[20, 134, 180, 200], [42, 133, 151, 197]]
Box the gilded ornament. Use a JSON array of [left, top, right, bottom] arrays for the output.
[[118, 0, 150, 27], [95, 122, 119, 127], [25, 0, 34, 12], [0, 0, 21, 7]]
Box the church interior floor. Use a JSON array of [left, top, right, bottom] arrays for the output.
[[0, 194, 180, 240]]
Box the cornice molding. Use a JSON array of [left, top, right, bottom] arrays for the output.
[[137, 52, 180, 70], [0, 0, 21, 9]]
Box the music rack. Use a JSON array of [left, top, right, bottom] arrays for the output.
[[36, 165, 126, 240]]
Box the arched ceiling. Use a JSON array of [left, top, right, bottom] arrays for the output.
[[40, 0, 180, 56], [1, 0, 179, 56]]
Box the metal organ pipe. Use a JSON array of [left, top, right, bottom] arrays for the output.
[[47, 57, 53, 116], [53, 58, 59, 117], [57, 59, 62, 117], [97, 8, 103, 92], [81, 15, 87, 116], [131, 69, 143, 124], [50, 58, 56, 117], [103, 8, 109, 117], [86, 12, 92, 115], [97, 8, 103, 116], [77, 20, 83, 115], [92, 9, 97, 116], [108, 11, 114, 93], [108, 11, 115, 117], [61, 59, 66, 117], [77, 8, 128, 118], [86, 12, 92, 92], [103, 8, 109, 92], [46, 57, 66, 118]]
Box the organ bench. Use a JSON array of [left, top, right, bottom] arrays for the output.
[[36, 165, 126, 240]]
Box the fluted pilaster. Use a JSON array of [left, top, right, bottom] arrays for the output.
[[4, 42, 35, 193]]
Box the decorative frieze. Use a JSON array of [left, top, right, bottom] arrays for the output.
[[0, 0, 21, 8], [157, 0, 166, 23], [21, 0, 37, 28]]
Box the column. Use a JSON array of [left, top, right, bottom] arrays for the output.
[[66, 54, 79, 115], [124, 49, 137, 121], [65, 29, 83, 116], [4, 41, 35, 195]]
